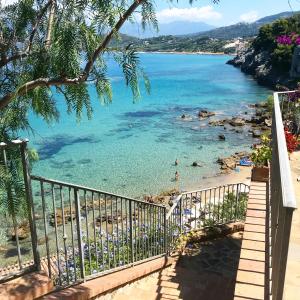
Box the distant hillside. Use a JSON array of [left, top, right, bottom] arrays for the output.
[[191, 11, 297, 40], [121, 21, 215, 38], [114, 11, 299, 54]]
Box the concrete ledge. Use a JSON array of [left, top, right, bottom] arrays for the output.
[[0, 271, 53, 300], [234, 181, 267, 300], [42, 256, 174, 300]]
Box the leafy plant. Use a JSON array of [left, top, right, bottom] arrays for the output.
[[251, 135, 272, 167]]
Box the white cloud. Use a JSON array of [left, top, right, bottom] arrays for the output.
[[156, 6, 222, 24], [240, 11, 259, 23], [1, 0, 17, 7]]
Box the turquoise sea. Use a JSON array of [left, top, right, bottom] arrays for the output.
[[28, 53, 270, 198]]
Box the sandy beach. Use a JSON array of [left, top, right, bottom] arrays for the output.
[[137, 50, 231, 56], [181, 166, 252, 193]]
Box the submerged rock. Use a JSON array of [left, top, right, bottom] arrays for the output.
[[192, 161, 202, 167], [229, 117, 245, 127], [218, 134, 226, 141], [198, 110, 215, 119]]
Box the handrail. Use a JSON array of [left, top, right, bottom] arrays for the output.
[[273, 92, 297, 209], [269, 91, 298, 300], [31, 175, 165, 208]]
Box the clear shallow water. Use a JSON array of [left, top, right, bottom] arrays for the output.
[[28, 54, 270, 198]]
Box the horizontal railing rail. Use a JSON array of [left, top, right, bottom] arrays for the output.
[[269, 92, 297, 300]]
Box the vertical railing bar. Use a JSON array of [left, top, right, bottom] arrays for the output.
[[209, 189, 212, 225], [217, 187, 221, 224], [83, 191, 91, 275], [213, 188, 216, 224], [111, 196, 116, 268], [129, 200, 134, 264], [204, 190, 207, 228], [104, 194, 110, 269], [125, 200, 129, 265], [91, 192, 98, 270], [40, 181, 52, 279], [120, 198, 124, 267], [60, 185, 69, 284], [74, 188, 85, 280], [51, 184, 62, 286], [98, 193, 103, 270], [115, 197, 120, 266], [164, 207, 167, 254], [68, 187, 77, 283], [147, 204, 150, 257]]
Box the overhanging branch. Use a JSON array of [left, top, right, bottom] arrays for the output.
[[0, 0, 146, 110]]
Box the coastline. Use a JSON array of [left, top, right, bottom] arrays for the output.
[[137, 50, 233, 56], [183, 166, 251, 192]]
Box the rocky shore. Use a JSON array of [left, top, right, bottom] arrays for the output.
[[227, 48, 297, 90]]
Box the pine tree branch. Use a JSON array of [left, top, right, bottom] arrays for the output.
[[82, 0, 145, 79], [0, 0, 52, 68], [0, 0, 146, 110]]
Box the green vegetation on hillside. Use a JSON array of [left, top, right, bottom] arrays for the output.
[[128, 36, 237, 53], [252, 14, 300, 73]]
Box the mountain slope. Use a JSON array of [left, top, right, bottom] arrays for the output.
[[121, 21, 215, 38], [191, 11, 297, 40]]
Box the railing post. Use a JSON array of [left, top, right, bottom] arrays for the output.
[[129, 200, 134, 264], [179, 196, 183, 233], [74, 188, 85, 280], [20, 140, 40, 271], [163, 207, 167, 254]]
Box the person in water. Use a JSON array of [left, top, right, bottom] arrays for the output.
[[175, 171, 179, 181], [175, 158, 179, 166]]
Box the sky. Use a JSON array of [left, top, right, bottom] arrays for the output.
[[1, 0, 300, 26], [154, 0, 300, 26]]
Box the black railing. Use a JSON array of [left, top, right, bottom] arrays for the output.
[[0, 139, 250, 290], [166, 183, 250, 252]]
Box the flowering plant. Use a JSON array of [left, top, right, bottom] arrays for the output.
[[284, 128, 299, 153], [276, 33, 300, 46]]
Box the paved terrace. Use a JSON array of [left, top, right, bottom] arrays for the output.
[[284, 151, 300, 300]]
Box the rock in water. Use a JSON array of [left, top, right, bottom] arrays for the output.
[[198, 110, 215, 119], [229, 117, 245, 127]]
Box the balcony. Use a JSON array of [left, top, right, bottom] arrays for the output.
[[0, 91, 298, 300]]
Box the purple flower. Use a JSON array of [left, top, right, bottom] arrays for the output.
[[276, 35, 292, 45]]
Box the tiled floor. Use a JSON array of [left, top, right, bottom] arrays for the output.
[[234, 182, 267, 300], [99, 234, 243, 300]]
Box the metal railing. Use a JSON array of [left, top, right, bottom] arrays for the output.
[[0, 139, 250, 290], [166, 183, 250, 252], [30, 175, 167, 287], [0, 140, 39, 282], [269, 92, 297, 300]]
